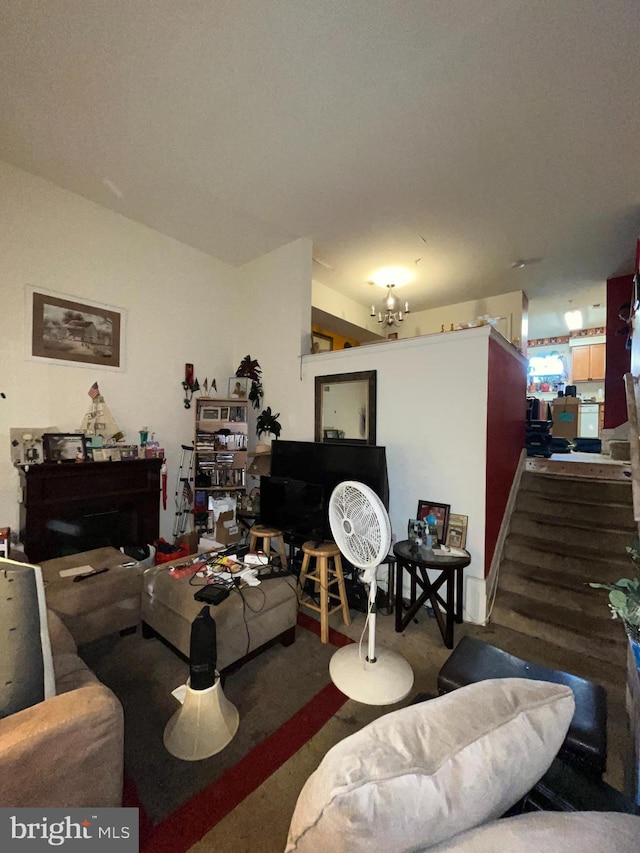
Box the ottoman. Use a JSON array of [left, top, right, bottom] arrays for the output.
[[40, 546, 144, 645], [141, 561, 298, 673]]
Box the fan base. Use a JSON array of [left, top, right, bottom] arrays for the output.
[[329, 645, 414, 706]]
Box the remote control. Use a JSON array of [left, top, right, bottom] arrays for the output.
[[73, 567, 110, 582]]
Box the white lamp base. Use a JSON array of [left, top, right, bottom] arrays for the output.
[[163, 676, 239, 761], [329, 645, 414, 706]]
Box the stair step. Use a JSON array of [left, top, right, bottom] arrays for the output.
[[509, 512, 633, 552], [490, 469, 632, 703], [520, 471, 633, 504], [473, 622, 626, 699], [489, 590, 626, 664], [497, 560, 613, 614], [503, 534, 631, 576], [515, 491, 636, 528]]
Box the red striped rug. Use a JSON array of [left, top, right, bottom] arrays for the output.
[[126, 613, 353, 852]]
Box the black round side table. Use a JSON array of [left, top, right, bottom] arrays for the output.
[[392, 540, 471, 648]]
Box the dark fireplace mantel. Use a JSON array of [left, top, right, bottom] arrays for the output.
[[19, 459, 162, 563]]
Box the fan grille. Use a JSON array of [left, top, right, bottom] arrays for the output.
[[329, 481, 391, 570]]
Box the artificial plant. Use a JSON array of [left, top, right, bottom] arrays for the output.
[[256, 407, 282, 440], [235, 355, 264, 410], [589, 539, 640, 635]]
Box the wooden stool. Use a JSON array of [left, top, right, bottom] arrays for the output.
[[298, 540, 350, 643], [249, 525, 288, 568]]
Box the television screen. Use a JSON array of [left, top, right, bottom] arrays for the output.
[[270, 440, 389, 509], [259, 476, 326, 544]]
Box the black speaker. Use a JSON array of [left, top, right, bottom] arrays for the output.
[[189, 605, 217, 690]]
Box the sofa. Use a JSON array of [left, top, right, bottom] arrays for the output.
[[0, 561, 124, 808], [285, 678, 640, 852]]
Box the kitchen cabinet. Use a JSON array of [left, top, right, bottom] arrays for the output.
[[572, 343, 605, 382]]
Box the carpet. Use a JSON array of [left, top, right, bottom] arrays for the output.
[[80, 613, 354, 851]]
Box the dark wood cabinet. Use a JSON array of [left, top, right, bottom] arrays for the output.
[[19, 459, 162, 563]]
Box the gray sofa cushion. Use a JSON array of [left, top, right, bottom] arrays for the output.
[[0, 560, 55, 717], [427, 811, 640, 852]]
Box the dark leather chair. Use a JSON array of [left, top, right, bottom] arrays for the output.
[[437, 635, 607, 779]]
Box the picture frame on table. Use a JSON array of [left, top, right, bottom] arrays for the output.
[[446, 513, 468, 549], [416, 500, 451, 545], [119, 445, 139, 461], [42, 433, 88, 463], [323, 428, 342, 440], [407, 518, 426, 546], [27, 287, 125, 371]]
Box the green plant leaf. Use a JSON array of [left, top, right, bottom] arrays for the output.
[[609, 589, 630, 611]]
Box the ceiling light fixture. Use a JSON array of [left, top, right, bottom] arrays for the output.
[[564, 309, 583, 331], [370, 284, 410, 327]]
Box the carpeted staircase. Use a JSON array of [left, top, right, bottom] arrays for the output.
[[490, 470, 635, 694]]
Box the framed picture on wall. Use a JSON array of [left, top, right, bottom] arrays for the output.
[[228, 377, 250, 399], [416, 500, 451, 544], [311, 332, 333, 354], [27, 287, 125, 370]]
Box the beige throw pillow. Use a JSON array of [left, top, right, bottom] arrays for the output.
[[427, 811, 640, 852], [285, 678, 575, 853]]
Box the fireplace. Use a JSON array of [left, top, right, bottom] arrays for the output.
[[19, 459, 162, 563]]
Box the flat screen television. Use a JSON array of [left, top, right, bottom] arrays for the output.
[[270, 440, 389, 509], [259, 476, 326, 544]]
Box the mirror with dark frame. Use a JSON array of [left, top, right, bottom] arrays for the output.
[[314, 371, 377, 445]]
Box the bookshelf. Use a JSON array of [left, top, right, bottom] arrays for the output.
[[194, 397, 248, 533]]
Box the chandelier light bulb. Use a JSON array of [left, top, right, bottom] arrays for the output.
[[372, 284, 410, 328]]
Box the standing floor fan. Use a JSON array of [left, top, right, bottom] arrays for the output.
[[328, 481, 414, 705]]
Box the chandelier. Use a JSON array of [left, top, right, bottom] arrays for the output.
[[370, 284, 410, 327]]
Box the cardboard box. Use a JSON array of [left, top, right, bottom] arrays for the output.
[[176, 530, 199, 556], [550, 397, 579, 440], [215, 510, 240, 546]]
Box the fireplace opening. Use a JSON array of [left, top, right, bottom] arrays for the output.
[[19, 458, 162, 563], [46, 504, 139, 558]]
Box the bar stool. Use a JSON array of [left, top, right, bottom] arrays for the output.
[[298, 540, 350, 643], [249, 524, 288, 568]]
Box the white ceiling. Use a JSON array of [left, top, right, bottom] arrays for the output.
[[1, 1, 639, 322]]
